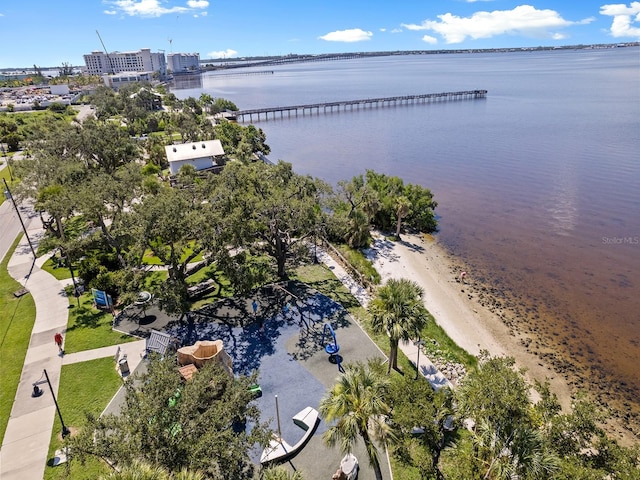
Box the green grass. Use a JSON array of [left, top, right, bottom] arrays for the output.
[[187, 266, 234, 310], [421, 320, 477, 371], [0, 165, 18, 207], [292, 263, 365, 313], [64, 294, 136, 354], [335, 243, 382, 285], [44, 357, 123, 480], [141, 241, 204, 265], [40, 257, 75, 280], [0, 235, 37, 445]]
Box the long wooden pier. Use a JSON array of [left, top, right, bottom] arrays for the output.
[[231, 90, 487, 122]]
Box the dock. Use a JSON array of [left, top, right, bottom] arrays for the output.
[[231, 90, 487, 123]]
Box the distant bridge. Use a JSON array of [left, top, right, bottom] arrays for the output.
[[230, 90, 488, 123]]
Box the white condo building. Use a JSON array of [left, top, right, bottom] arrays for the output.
[[167, 53, 201, 73], [83, 48, 167, 78]]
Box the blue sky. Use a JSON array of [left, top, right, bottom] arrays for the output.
[[1, 1, 639, 68]]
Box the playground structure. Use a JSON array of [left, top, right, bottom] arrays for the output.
[[177, 339, 233, 375], [321, 323, 344, 373]]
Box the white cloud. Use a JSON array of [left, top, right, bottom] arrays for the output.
[[104, 0, 207, 18], [319, 28, 373, 42], [422, 35, 438, 44], [600, 2, 640, 38], [104, 10, 117, 15], [391, 28, 403, 33], [402, 5, 590, 44], [380, 28, 387, 32], [207, 49, 238, 59]]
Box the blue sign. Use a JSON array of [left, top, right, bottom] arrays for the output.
[[92, 288, 112, 308]]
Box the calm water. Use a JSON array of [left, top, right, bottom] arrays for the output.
[[173, 48, 640, 404]]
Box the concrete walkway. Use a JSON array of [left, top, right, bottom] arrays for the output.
[[0, 218, 144, 480]]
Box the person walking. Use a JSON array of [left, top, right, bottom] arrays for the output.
[[54, 332, 64, 355]]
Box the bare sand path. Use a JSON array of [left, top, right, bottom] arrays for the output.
[[365, 232, 573, 410]]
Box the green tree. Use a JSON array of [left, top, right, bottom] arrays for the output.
[[364, 170, 438, 234], [368, 278, 430, 374], [129, 185, 223, 315], [452, 353, 560, 479], [394, 195, 411, 239], [456, 353, 531, 438], [213, 161, 326, 278], [319, 359, 395, 480], [329, 175, 380, 248], [71, 356, 271, 479], [389, 375, 454, 479]]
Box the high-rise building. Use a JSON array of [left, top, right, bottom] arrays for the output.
[[83, 48, 167, 78], [167, 53, 201, 74]]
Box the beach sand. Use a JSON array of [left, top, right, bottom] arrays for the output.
[[365, 231, 574, 409]]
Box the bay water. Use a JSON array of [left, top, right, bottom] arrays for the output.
[[172, 48, 640, 415]]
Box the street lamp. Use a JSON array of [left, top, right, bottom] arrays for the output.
[[414, 338, 425, 380], [3, 178, 36, 260], [32, 369, 71, 438]]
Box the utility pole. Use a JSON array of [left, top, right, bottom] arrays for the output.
[[3, 178, 36, 260]]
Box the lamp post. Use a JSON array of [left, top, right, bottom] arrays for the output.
[[414, 338, 425, 380], [33, 369, 71, 438], [3, 178, 36, 260]]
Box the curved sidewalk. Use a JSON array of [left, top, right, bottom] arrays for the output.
[[0, 222, 145, 480]]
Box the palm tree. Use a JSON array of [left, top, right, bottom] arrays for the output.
[[471, 420, 560, 479], [368, 278, 430, 374], [99, 460, 205, 479], [319, 359, 395, 480], [262, 466, 304, 480]]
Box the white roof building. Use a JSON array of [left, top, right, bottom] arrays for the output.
[[165, 140, 226, 175]]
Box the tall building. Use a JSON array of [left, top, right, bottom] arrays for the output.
[[167, 53, 201, 74], [83, 48, 167, 78]]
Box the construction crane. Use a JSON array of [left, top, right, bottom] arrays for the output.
[[96, 30, 113, 74]]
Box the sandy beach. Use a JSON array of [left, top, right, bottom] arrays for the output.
[[365, 231, 575, 409]]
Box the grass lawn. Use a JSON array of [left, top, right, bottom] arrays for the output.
[[64, 294, 136, 354], [0, 164, 18, 207], [44, 357, 123, 480], [141, 241, 205, 265], [0, 235, 36, 445], [40, 257, 74, 281]]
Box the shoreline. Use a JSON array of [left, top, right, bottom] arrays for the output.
[[366, 231, 640, 445], [366, 231, 572, 410]]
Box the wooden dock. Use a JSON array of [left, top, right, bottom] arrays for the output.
[[231, 90, 487, 122]]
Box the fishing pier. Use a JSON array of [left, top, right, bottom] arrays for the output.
[[230, 90, 487, 123]]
